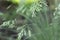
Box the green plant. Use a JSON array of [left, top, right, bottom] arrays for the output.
[[0, 0, 60, 40]]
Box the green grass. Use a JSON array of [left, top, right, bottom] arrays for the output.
[[0, 0, 60, 40]]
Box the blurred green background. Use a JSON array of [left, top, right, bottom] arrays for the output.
[[0, 0, 60, 40]]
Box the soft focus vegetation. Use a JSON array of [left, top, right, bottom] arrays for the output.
[[0, 0, 60, 40]]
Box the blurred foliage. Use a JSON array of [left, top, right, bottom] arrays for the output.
[[0, 0, 60, 40]]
